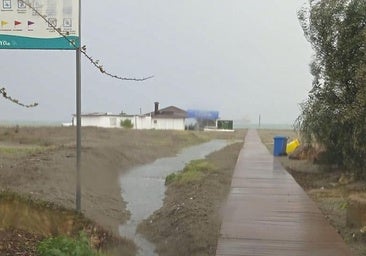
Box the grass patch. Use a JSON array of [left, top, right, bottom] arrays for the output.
[[165, 159, 216, 185], [37, 232, 106, 256], [0, 145, 46, 156]]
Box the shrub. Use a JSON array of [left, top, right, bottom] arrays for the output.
[[165, 159, 215, 185], [37, 232, 105, 256], [120, 119, 133, 129]]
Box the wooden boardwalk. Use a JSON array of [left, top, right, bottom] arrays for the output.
[[216, 130, 352, 256]]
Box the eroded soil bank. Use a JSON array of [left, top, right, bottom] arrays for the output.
[[0, 192, 136, 256], [137, 141, 245, 256], [0, 126, 246, 255], [120, 139, 235, 255]]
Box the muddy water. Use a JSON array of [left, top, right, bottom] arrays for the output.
[[119, 139, 232, 256]]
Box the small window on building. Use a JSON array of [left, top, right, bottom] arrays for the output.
[[154, 120, 157, 124]]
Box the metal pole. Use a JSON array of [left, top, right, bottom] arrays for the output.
[[258, 114, 261, 129], [76, 0, 82, 212]]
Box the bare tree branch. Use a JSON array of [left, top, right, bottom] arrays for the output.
[[20, 0, 153, 82], [0, 87, 38, 108], [81, 48, 154, 81]]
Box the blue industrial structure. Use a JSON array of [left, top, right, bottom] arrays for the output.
[[186, 109, 219, 120]]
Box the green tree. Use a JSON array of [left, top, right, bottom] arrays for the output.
[[296, 0, 366, 177]]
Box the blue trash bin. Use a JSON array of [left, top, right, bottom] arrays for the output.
[[273, 136, 288, 156]]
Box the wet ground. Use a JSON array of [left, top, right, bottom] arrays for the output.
[[0, 127, 246, 255], [119, 140, 234, 255], [216, 130, 352, 256], [137, 141, 245, 256]]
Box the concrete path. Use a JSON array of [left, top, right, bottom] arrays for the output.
[[216, 129, 352, 256]]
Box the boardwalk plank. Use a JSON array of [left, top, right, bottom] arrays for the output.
[[216, 130, 352, 256]]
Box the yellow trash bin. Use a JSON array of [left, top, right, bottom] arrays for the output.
[[286, 139, 300, 154]]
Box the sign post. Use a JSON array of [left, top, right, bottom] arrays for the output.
[[76, 0, 81, 212], [0, 0, 82, 211]]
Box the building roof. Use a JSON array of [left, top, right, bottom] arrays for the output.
[[73, 112, 134, 117], [149, 106, 187, 119]]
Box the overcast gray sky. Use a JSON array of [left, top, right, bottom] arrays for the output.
[[0, 0, 313, 125]]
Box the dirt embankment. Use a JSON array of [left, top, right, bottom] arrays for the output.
[[0, 127, 229, 233], [5, 127, 366, 255], [138, 141, 244, 256], [0, 126, 245, 255]]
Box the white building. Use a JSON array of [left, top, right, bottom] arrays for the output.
[[149, 104, 187, 130], [72, 102, 187, 131]]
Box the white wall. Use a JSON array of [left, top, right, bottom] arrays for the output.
[[151, 118, 185, 130], [73, 116, 120, 128], [74, 115, 185, 130], [131, 116, 152, 130]]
